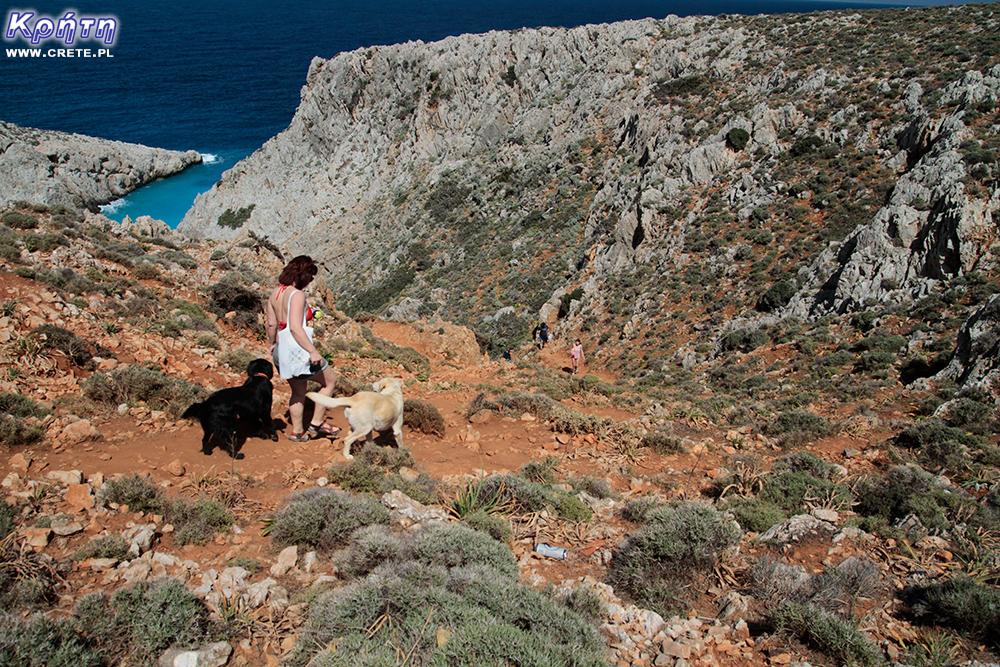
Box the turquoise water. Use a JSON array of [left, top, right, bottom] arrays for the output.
[[99, 150, 248, 227]]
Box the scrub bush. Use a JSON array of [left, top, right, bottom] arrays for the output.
[[268, 488, 389, 551], [608, 502, 740, 613]]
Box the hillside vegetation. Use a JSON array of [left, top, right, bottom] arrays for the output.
[[1, 4, 999, 667]]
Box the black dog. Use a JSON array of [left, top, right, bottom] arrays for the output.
[[182, 358, 278, 459]]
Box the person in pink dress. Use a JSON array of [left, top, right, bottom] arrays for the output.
[[570, 339, 584, 375]]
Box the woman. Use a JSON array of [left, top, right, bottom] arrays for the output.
[[266, 255, 341, 442], [570, 339, 584, 375]]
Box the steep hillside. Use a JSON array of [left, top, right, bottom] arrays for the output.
[[179, 5, 998, 387], [0, 194, 998, 667]]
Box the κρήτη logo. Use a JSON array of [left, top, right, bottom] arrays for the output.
[[4, 9, 118, 46]]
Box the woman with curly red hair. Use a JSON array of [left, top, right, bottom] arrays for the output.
[[266, 255, 341, 442]]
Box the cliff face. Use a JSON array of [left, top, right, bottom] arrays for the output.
[[177, 5, 1000, 390], [0, 122, 200, 211]]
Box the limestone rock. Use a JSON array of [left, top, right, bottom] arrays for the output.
[[122, 523, 157, 557], [164, 460, 186, 477], [8, 453, 30, 474], [936, 294, 1000, 394], [60, 420, 101, 445], [50, 518, 84, 536], [158, 642, 232, 667], [757, 514, 835, 546], [64, 484, 95, 510], [382, 489, 451, 526], [270, 545, 298, 577], [0, 122, 201, 211], [46, 470, 83, 485]]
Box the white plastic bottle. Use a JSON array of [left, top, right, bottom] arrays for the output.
[[535, 543, 567, 559]]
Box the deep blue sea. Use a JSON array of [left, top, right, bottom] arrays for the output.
[[2, 0, 949, 226]]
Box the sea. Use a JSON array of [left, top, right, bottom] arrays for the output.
[[2, 0, 937, 227]]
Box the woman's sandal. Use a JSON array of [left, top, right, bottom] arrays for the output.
[[307, 422, 342, 438], [287, 431, 312, 443]]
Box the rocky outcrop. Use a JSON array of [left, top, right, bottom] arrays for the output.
[[0, 121, 200, 210], [785, 80, 1000, 319], [936, 294, 1000, 393]]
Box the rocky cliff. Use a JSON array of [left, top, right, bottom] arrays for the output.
[[178, 5, 1000, 392], [0, 121, 201, 211]]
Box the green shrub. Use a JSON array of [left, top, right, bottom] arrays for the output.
[[569, 476, 616, 500], [206, 280, 263, 319], [0, 538, 59, 611], [724, 497, 788, 533], [217, 204, 255, 229], [72, 535, 129, 562], [29, 324, 95, 369], [21, 232, 67, 253], [167, 498, 234, 546], [0, 503, 15, 540], [327, 444, 439, 504], [293, 559, 605, 667], [721, 328, 769, 352], [217, 348, 256, 371], [132, 262, 161, 281], [855, 351, 897, 373], [902, 575, 1000, 646], [0, 612, 101, 667], [759, 471, 850, 515], [160, 250, 198, 270], [327, 458, 386, 495], [461, 510, 513, 544], [642, 431, 685, 454], [97, 473, 166, 514], [944, 393, 998, 435], [618, 497, 661, 523], [403, 398, 445, 436], [473, 475, 553, 515], [1, 212, 39, 229], [0, 393, 48, 419], [758, 281, 795, 312], [552, 491, 593, 522], [895, 419, 981, 471], [336, 525, 403, 577], [607, 502, 741, 613], [268, 488, 389, 551], [0, 415, 44, 448], [520, 458, 558, 484], [771, 451, 835, 478], [765, 410, 834, 441], [409, 524, 520, 579], [74, 578, 211, 666], [727, 127, 751, 151], [360, 329, 432, 379], [853, 465, 971, 533], [852, 334, 906, 354], [81, 364, 207, 418], [770, 601, 885, 667]]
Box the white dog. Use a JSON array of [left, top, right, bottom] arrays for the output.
[[306, 377, 404, 460]]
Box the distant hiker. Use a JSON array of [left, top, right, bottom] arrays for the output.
[[570, 339, 584, 375], [503, 348, 512, 362], [532, 322, 550, 350]]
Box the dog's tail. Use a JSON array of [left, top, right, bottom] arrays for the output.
[[181, 402, 205, 420], [306, 392, 358, 410]]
